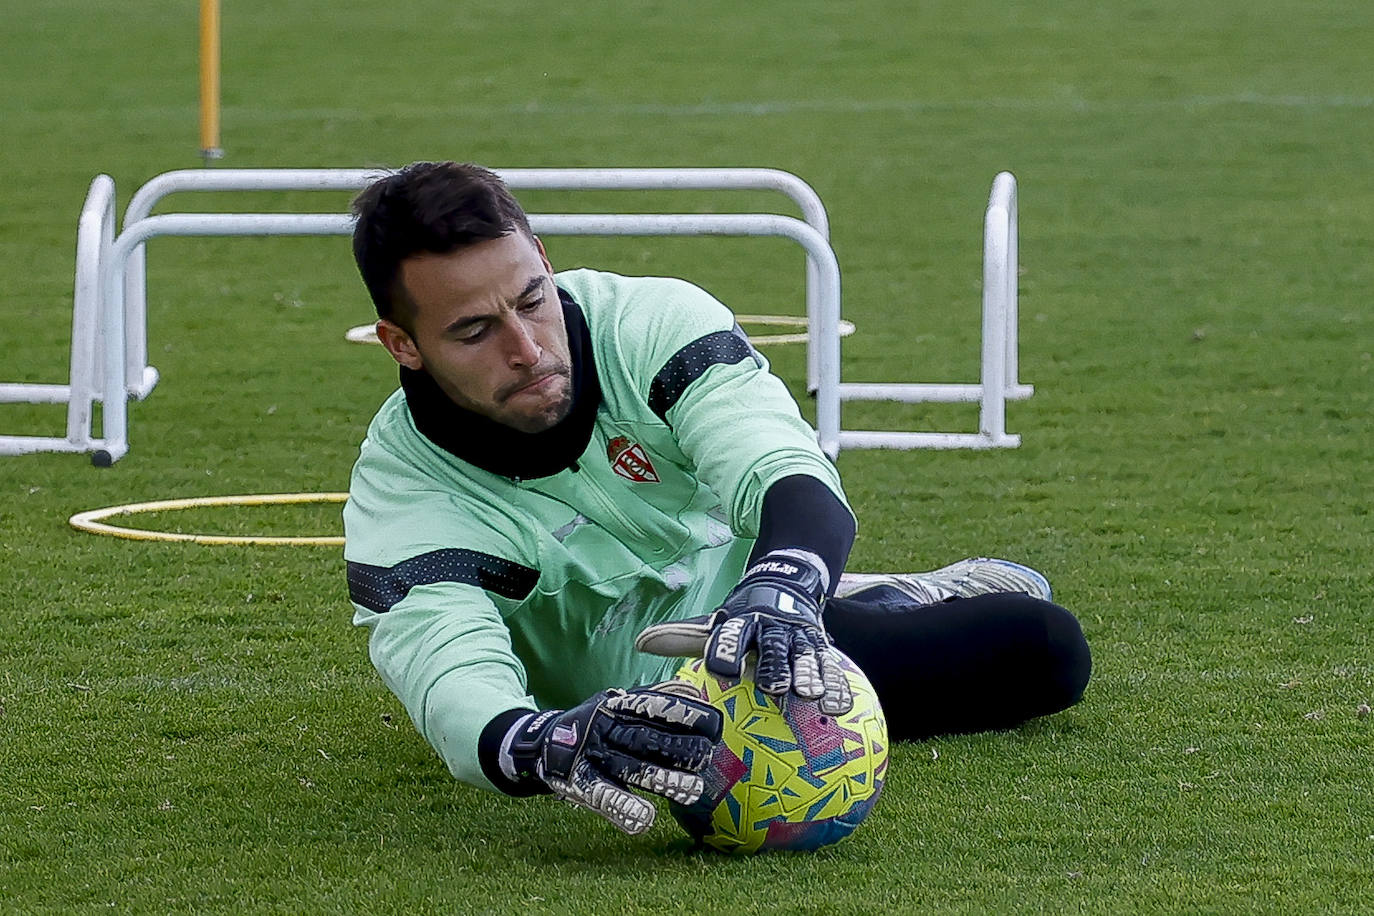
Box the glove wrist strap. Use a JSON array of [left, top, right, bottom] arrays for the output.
[[506, 708, 563, 781], [743, 548, 829, 602]]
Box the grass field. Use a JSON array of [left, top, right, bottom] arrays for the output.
[[3, 1, 1373, 912]]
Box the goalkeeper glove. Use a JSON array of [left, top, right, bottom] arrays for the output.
[[636, 549, 854, 715], [504, 681, 723, 835]]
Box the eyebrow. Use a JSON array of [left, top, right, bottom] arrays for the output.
[[442, 276, 547, 335]]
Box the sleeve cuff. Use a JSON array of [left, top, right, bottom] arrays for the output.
[[477, 707, 547, 796], [750, 474, 856, 594]]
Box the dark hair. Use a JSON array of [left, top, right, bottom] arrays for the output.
[[350, 161, 532, 327]]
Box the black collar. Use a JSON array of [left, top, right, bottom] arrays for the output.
[[401, 288, 601, 479]]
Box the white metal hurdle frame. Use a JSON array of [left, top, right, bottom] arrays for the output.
[[0, 175, 119, 457], [0, 167, 1030, 464]]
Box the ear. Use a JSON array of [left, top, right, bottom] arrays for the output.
[[375, 320, 424, 370], [533, 235, 554, 274]]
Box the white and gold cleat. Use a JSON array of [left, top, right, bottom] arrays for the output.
[[834, 557, 1052, 605]]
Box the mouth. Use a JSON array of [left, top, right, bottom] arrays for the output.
[[503, 371, 564, 401]]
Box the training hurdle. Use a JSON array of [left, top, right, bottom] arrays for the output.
[[0, 167, 1030, 464]]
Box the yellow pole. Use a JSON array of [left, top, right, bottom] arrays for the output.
[[199, 0, 223, 161]]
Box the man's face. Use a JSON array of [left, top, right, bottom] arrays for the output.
[[376, 232, 574, 434]]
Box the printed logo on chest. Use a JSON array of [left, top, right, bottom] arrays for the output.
[[606, 435, 660, 483]]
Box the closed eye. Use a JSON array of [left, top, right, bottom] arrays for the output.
[[452, 319, 491, 342]]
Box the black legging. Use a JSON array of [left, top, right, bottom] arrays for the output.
[[824, 592, 1091, 741]]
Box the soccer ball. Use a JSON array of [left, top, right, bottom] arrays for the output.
[[668, 651, 888, 854]]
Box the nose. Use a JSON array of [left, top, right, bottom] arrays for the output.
[[505, 319, 542, 369]]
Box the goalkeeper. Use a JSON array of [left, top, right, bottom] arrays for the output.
[[343, 162, 1092, 835]]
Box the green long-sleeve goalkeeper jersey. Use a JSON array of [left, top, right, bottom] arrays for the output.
[[343, 268, 849, 791]]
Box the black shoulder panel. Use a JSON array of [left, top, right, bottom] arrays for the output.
[[347, 547, 539, 612], [647, 326, 762, 421]]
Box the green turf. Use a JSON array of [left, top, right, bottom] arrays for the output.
[[3, 0, 1373, 912]]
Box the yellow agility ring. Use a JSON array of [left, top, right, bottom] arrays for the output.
[[69, 493, 348, 546], [344, 314, 855, 348], [731, 314, 857, 346]]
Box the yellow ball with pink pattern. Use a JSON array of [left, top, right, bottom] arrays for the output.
[[669, 650, 887, 853]]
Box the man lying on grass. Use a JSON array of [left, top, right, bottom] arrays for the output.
[[343, 161, 1091, 834]]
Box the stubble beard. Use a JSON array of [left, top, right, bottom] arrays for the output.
[[501, 369, 575, 434]]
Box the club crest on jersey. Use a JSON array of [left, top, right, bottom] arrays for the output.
[[606, 436, 660, 483]]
